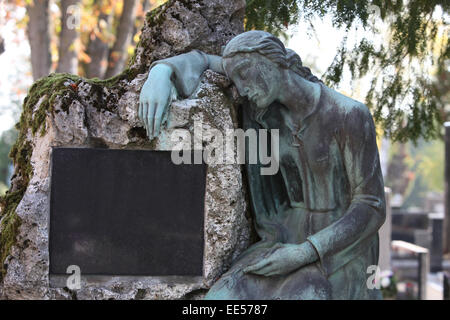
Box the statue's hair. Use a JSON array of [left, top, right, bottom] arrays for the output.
[[222, 31, 322, 84]]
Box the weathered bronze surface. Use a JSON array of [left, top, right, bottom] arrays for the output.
[[139, 30, 386, 299]]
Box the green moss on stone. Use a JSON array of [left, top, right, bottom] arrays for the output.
[[145, 1, 168, 27], [0, 137, 32, 281], [0, 41, 149, 280], [20, 73, 80, 136], [0, 191, 23, 281], [0, 66, 142, 281]]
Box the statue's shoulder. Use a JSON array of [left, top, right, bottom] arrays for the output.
[[320, 84, 372, 123], [318, 84, 375, 144]]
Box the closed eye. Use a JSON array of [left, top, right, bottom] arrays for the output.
[[231, 59, 250, 80]]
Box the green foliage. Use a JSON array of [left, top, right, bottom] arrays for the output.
[[386, 138, 444, 209], [245, 0, 300, 38], [412, 139, 444, 192], [246, 0, 449, 142]]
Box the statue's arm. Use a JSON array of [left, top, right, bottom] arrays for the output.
[[306, 105, 386, 276], [139, 50, 224, 138], [150, 50, 224, 97], [205, 54, 225, 75]]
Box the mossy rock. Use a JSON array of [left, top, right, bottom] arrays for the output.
[[0, 66, 140, 281]]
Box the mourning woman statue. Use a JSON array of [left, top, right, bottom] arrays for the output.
[[139, 30, 386, 300]]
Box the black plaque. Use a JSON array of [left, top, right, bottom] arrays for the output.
[[49, 148, 206, 276]]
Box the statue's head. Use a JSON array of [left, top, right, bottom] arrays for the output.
[[221, 30, 320, 110]]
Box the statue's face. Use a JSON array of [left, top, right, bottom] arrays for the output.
[[223, 52, 282, 109]]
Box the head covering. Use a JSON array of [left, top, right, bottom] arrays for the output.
[[222, 30, 287, 60]]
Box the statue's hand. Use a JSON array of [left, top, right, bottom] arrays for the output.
[[139, 63, 177, 139], [243, 241, 319, 277]]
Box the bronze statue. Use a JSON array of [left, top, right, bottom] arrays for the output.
[[139, 30, 386, 299]]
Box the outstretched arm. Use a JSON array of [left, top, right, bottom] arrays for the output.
[[139, 50, 224, 138], [206, 54, 225, 75]]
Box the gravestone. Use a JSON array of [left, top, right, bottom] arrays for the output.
[[49, 148, 206, 276], [0, 70, 251, 300], [0, 0, 251, 300], [429, 212, 444, 273]]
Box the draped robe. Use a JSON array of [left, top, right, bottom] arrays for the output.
[[151, 50, 386, 299]]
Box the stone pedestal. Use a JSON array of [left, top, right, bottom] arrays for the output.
[[0, 0, 249, 300], [0, 71, 252, 300]]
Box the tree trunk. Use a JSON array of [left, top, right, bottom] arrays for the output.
[[104, 0, 139, 78], [26, 0, 52, 80], [56, 0, 82, 74], [84, 0, 114, 78], [130, 0, 151, 48]]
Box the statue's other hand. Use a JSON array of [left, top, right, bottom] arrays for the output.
[[243, 242, 318, 277], [139, 63, 176, 139]]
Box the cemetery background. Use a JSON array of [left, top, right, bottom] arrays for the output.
[[0, 0, 449, 299]]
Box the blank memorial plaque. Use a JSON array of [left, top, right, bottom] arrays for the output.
[[49, 148, 206, 276]]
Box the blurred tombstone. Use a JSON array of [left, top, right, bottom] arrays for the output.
[[429, 212, 444, 272], [444, 272, 450, 300], [445, 122, 450, 254], [392, 209, 429, 244], [425, 191, 444, 213], [379, 188, 392, 272], [414, 229, 431, 250], [392, 240, 429, 300], [391, 193, 404, 209]]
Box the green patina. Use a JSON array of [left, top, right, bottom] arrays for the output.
[[138, 30, 386, 300], [16, 67, 142, 136]]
